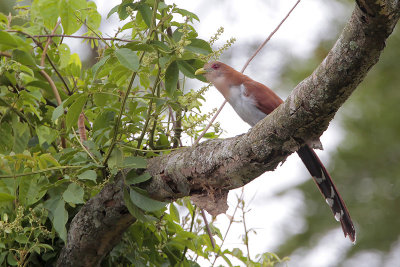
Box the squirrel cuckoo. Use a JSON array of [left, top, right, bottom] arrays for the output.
[[195, 61, 356, 242]]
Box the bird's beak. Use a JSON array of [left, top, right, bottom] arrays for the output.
[[195, 67, 207, 75]]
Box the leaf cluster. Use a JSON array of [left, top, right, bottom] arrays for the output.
[[0, 0, 273, 266]]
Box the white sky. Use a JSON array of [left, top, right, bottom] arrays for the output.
[[71, 0, 358, 266]]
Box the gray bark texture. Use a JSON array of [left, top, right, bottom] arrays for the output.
[[57, 1, 400, 266]]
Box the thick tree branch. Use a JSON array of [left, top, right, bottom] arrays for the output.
[[57, 1, 400, 266], [57, 170, 135, 266]]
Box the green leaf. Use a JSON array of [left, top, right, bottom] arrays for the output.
[[36, 126, 58, 146], [115, 2, 139, 20], [126, 170, 151, 185], [175, 8, 200, 22], [59, 0, 88, 35], [107, 5, 119, 18], [63, 93, 81, 108], [115, 48, 140, 71], [35, 243, 54, 251], [52, 104, 64, 122], [0, 123, 13, 154], [220, 253, 234, 267], [123, 187, 149, 222], [0, 193, 15, 202], [58, 44, 71, 69], [165, 61, 179, 97], [177, 60, 197, 78], [138, 3, 152, 27], [62, 183, 84, 204], [93, 110, 115, 132], [77, 170, 97, 182], [124, 41, 155, 52], [12, 121, 30, 153], [107, 148, 123, 169], [19, 65, 34, 77], [31, 0, 59, 29], [44, 196, 68, 242], [92, 55, 110, 79], [93, 93, 111, 107], [172, 27, 183, 43], [68, 53, 82, 77], [40, 154, 60, 167], [15, 234, 29, 244], [129, 187, 167, 212], [121, 156, 147, 168], [19, 175, 48, 206], [169, 203, 180, 223], [12, 49, 37, 67], [0, 30, 17, 47], [150, 40, 172, 54], [158, 2, 168, 10], [86, 1, 101, 30], [186, 39, 212, 55], [66, 94, 86, 129], [156, 134, 170, 149], [0, 13, 8, 24], [7, 253, 18, 265]]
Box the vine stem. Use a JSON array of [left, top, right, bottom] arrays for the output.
[[102, 54, 144, 166]]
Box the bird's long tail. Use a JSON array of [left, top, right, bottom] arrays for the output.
[[297, 145, 356, 243]]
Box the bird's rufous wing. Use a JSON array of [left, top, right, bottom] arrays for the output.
[[243, 80, 283, 115]]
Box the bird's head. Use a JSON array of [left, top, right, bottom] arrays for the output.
[[195, 61, 246, 99], [195, 61, 235, 84]]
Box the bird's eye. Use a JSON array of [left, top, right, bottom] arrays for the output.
[[211, 63, 220, 70]]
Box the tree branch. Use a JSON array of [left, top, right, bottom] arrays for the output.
[[57, 170, 135, 266], [57, 1, 400, 266]]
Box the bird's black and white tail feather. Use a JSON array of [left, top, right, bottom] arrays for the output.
[[297, 145, 356, 243]]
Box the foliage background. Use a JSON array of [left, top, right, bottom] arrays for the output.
[[0, 0, 399, 266]]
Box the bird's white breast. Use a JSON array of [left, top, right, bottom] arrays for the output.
[[228, 84, 267, 126]]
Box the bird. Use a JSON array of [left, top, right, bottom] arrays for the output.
[[195, 61, 356, 243]]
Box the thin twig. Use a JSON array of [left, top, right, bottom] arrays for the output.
[[40, 22, 62, 105], [0, 51, 11, 57], [240, 188, 251, 259], [211, 190, 244, 266], [194, 0, 301, 146], [39, 70, 62, 106], [135, 85, 156, 153], [240, 0, 301, 73], [201, 209, 216, 249], [41, 21, 61, 67], [193, 101, 227, 146], [72, 127, 100, 165], [74, 14, 110, 48], [32, 34, 132, 42], [0, 166, 81, 179], [181, 205, 197, 261], [148, 66, 162, 150], [78, 112, 87, 144], [7, 30, 71, 94]]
